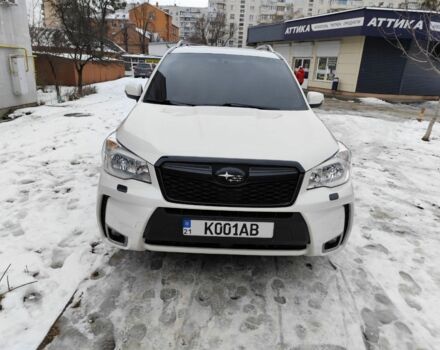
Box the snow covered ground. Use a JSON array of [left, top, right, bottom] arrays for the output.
[[1, 78, 439, 350]]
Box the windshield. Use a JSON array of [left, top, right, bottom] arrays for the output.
[[143, 53, 308, 110]]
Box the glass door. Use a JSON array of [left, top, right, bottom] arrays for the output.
[[293, 58, 312, 89]]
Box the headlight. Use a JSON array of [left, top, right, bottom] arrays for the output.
[[102, 132, 151, 183], [307, 142, 351, 189]]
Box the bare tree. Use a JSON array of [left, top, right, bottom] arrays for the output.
[[190, 15, 209, 45], [121, 20, 130, 52], [383, 6, 440, 141], [131, 4, 155, 54], [27, 0, 42, 27], [189, 13, 235, 46], [93, 0, 126, 53], [421, 0, 440, 11], [30, 27, 65, 102], [49, 0, 106, 94]]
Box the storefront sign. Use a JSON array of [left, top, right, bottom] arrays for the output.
[[429, 21, 440, 32], [281, 8, 440, 41], [312, 17, 364, 31], [285, 17, 365, 35], [366, 17, 423, 30]]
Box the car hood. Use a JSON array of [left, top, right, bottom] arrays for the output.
[[117, 104, 338, 171]]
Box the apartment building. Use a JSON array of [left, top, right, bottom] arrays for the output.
[[161, 5, 209, 40], [209, 0, 295, 47], [207, 0, 424, 47], [294, 0, 422, 18]]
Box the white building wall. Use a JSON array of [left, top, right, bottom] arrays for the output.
[[161, 5, 209, 40], [0, 1, 37, 116], [209, 0, 295, 47], [293, 0, 423, 18]]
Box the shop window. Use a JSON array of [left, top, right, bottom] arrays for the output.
[[315, 57, 337, 81]]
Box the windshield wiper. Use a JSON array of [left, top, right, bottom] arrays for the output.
[[221, 103, 279, 110], [145, 99, 195, 106]]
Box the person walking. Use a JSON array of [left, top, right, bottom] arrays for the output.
[[295, 66, 305, 86]]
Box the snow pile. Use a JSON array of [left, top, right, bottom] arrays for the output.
[[42, 103, 440, 350], [1, 78, 439, 349], [0, 78, 138, 350], [358, 97, 391, 106]]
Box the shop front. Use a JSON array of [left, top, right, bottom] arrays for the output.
[[247, 8, 440, 98]]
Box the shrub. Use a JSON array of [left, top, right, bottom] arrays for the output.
[[65, 85, 97, 101]]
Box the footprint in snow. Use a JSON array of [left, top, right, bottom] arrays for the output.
[[363, 243, 389, 255], [50, 248, 69, 269], [394, 321, 412, 335], [398, 271, 423, 311], [271, 278, 287, 304], [295, 324, 307, 339], [361, 307, 380, 344], [374, 293, 392, 306], [19, 178, 36, 185], [240, 314, 272, 332], [307, 281, 328, 310], [159, 288, 179, 325]]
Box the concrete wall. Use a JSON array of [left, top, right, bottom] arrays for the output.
[[0, 2, 37, 115]]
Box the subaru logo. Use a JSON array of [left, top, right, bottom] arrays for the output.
[[215, 167, 246, 184]]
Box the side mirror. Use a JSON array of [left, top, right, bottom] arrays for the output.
[[307, 92, 324, 108], [125, 82, 143, 101]]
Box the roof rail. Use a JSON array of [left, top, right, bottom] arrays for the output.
[[256, 44, 274, 53], [167, 40, 187, 55]]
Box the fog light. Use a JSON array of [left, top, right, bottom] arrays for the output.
[[323, 234, 342, 251], [106, 227, 127, 246]]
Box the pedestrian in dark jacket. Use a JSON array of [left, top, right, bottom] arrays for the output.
[[295, 66, 305, 85]]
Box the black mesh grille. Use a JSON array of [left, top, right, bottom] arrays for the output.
[[155, 158, 303, 207]]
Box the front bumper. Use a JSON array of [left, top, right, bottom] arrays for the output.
[[96, 169, 354, 256]]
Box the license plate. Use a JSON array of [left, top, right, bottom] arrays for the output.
[[182, 219, 274, 238]]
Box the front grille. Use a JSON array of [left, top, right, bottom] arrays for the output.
[[155, 157, 304, 207]]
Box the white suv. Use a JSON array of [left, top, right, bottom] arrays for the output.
[[97, 44, 354, 256]]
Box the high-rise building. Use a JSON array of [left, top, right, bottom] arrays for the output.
[[290, 0, 422, 18], [209, 0, 254, 47], [161, 5, 209, 40], [209, 0, 296, 47], [208, 0, 424, 47]]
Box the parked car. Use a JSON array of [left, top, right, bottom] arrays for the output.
[[97, 44, 354, 256], [133, 63, 154, 78]]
